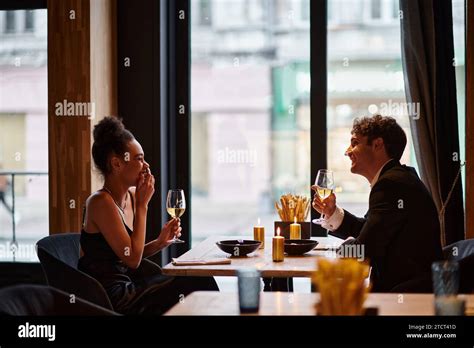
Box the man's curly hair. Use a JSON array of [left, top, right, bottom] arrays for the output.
[[351, 114, 407, 160]]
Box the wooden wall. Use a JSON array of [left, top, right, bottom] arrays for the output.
[[48, 0, 117, 234], [90, 0, 118, 192]]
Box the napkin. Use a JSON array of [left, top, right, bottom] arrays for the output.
[[314, 237, 354, 251], [171, 258, 231, 266]]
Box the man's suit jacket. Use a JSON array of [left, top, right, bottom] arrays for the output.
[[330, 159, 443, 292]]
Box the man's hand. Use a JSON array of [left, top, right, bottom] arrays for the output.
[[311, 185, 337, 218]]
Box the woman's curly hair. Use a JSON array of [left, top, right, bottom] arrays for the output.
[[92, 116, 134, 175]]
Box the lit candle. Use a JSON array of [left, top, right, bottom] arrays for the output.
[[273, 227, 284, 262], [253, 218, 265, 249], [290, 217, 301, 240]]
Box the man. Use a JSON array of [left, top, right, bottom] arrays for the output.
[[312, 115, 443, 292]]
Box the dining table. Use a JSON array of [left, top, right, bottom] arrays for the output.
[[164, 291, 474, 316], [162, 234, 345, 278]]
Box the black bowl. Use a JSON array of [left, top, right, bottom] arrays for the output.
[[216, 240, 261, 257], [284, 239, 319, 255]]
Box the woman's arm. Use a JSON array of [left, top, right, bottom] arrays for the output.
[[91, 172, 154, 269], [142, 218, 182, 258]]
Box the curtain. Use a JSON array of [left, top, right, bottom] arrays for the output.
[[399, 0, 464, 246]]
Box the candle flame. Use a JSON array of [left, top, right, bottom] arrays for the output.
[[294, 216, 297, 224], [277, 227, 281, 236], [258, 217, 261, 226]]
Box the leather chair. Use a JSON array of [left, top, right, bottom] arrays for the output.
[[0, 284, 119, 315], [36, 233, 114, 310], [443, 239, 474, 293]]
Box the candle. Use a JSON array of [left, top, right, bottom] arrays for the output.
[[273, 227, 284, 262], [290, 217, 301, 239], [253, 218, 265, 249]]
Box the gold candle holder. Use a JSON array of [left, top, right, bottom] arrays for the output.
[[254, 227, 265, 249], [289, 217, 301, 239], [273, 227, 284, 262]]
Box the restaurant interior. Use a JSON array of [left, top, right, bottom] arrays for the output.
[[0, 0, 473, 344]]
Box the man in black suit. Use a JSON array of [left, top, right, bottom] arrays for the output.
[[312, 115, 443, 292]]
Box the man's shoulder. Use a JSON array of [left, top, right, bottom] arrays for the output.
[[380, 162, 420, 184], [372, 164, 425, 196]]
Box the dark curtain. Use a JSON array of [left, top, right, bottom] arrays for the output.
[[399, 0, 464, 246]]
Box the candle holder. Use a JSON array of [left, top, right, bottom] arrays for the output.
[[274, 221, 311, 239]]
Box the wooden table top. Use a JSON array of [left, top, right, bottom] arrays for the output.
[[162, 235, 344, 278], [165, 291, 474, 316]]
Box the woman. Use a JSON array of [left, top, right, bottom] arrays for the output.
[[79, 116, 218, 314]]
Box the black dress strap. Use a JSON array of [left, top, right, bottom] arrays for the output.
[[81, 205, 86, 228]]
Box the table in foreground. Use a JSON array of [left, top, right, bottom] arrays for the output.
[[165, 291, 474, 316], [162, 235, 344, 278]]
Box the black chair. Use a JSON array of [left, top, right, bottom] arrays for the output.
[[443, 239, 474, 293], [36, 233, 114, 310], [36, 233, 165, 311], [0, 284, 119, 315], [390, 273, 433, 293]]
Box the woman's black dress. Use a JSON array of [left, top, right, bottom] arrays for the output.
[[78, 190, 218, 314]]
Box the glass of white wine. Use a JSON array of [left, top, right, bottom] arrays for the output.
[[312, 169, 335, 225], [166, 189, 186, 243]]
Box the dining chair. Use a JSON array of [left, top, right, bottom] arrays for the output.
[[36, 233, 114, 310], [0, 284, 119, 315], [443, 239, 474, 293]]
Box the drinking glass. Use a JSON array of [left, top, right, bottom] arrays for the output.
[[166, 189, 186, 243], [237, 268, 261, 313], [312, 169, 335, 225]]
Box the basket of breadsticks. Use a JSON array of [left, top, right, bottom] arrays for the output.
[[275, 194, 311, 222], [274, 194, 311, 239], [311, 258, 372, 315]]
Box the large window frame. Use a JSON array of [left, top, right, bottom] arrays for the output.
[[0, 0, 47, 256], [116, 0, 471, 262]]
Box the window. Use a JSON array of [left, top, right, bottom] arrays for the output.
[[370, 0, 382, 19], [301, 0, 310, 22], [364, 0, 399, 24], [25, 10, 35, 32], [5, 11, 16, 33], [0, 9, 47, 261], [199, 0, 212, 26], [191, 0, 311, 245], [327, 0, 417, 217]]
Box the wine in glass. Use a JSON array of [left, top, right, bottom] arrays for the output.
[[166, 189, 186, 243], [312, 169, 335, 225]]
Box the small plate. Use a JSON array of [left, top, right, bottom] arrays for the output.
[[216, 240, 261, 257], [284, 239, 319, 255]]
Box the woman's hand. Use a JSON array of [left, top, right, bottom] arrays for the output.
[[311, 185, 337, 217], [135, 171, 155, 208], [156, 218, 182, 248]]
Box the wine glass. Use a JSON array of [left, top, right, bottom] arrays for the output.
[[312, 169, 335, 225], [166, 189, 186, 243]]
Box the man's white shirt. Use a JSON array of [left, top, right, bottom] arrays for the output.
[[321, 159, 394, 231]]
